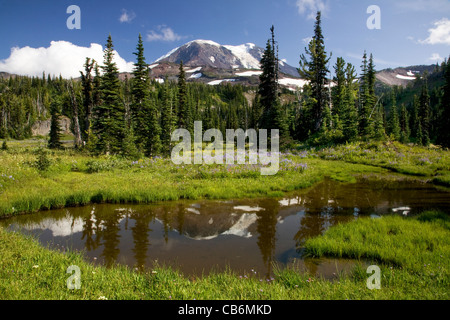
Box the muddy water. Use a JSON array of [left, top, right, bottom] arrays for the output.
[[2, 176, 450, 278]]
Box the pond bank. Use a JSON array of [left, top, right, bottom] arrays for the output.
[[0, 210, 448, 300]]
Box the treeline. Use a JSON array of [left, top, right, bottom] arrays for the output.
[[279, 12, 450, 148], [1, 11, 450, 156]]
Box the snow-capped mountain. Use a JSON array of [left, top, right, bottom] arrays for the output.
[[153, 39, 299, 78]]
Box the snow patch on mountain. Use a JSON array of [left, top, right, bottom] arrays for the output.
[[188, 39, 221, 47], [155, 46, 180, 62], [208, 79, 236, 85], [396, 74, 416, 80], [236, 70, 263, 77], [185, 67, 202, 73], [224, 43, 261, 69], [278, 78, 309, 88], [189, 73, 202, 79]]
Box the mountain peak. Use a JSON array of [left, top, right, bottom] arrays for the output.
[[153, 39, 299, 77], [186, 39, 221, 47]]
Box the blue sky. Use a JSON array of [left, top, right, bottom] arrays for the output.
[[0, 0, 449, 78]]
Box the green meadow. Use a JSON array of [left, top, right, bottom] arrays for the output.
[[0, 140, 449, 300]]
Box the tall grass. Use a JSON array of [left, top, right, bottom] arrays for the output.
[[318, 141, 450, 185], [1, 211, 448, 300], [0, 147, 387, 217]]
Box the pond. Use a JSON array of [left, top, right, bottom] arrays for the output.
[[2, 175, 450, 278]]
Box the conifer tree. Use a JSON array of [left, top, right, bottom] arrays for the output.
[[131, 34, 161, 156], [93, 34, 126, 154], [332, 57, 346, 118], [259, 27, 279, 130], [80, 57, 95, 142], [131, 34, 150, 150], [418, 76, 431, 146], [388, 91, 401, 141], [160, 77, 175, 156], [177, 61, 191, 132], [258, 26, 288, 138], [343, 63, 359, 141], [437, 56, 450, 148], [358, 51, 375, 138], [372, 107, 386, 141], [299, 11, 331, 135], [399, 104, 410, 144], [410, 95, 420, 141], [48, 97, 62, 149], [332, 57, 358, 142]]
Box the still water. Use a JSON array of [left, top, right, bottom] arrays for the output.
[[2, 176, 450, 278]]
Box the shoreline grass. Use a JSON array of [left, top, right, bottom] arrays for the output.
[[1, 140, 450, 299], [1, 211, 448, 300], [4, 139, 449, 218], [0, 146, 390, 218]]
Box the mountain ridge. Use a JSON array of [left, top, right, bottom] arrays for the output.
[[153, 39, 300, 78]]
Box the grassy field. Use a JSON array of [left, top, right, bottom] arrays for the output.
[[317, 141, 450, 186], [0, 142, 392, 218], [0, 139, 449, 300], [0, 211, 448, 300]]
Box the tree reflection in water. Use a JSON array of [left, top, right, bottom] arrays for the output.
[[4, 177, 450, 277]]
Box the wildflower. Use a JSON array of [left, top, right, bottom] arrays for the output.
[[32, 265, 39, 269], [98, 296, 108, 300]]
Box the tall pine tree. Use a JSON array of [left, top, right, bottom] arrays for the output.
[[48, 96, 62, 149], [177, 61, 191, 133], [388, 90, 401, 141], [358, 51, 376, 138], [258, 26, 288, 138], [80, 57, 95, 142], [418, 76, 431, 146], [160, 77, 175, 156], [93, 34, 126, 154], [299, 11, 331, 135], [437, 57, 450, 148], [399, 104, 410, 144], [343, 62, 359, 141], [131, 34, 161, 156]]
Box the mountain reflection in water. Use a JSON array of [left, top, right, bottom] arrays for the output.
[[2, 177, 450, 278]]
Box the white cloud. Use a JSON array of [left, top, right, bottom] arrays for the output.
[[146, 25, 185, 42], [0, 41, 134, 78], [119, 9, 136, 23], [420, 18, 450, 45], [296, 0, 329, 20], [428, 53, 444, 63]]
